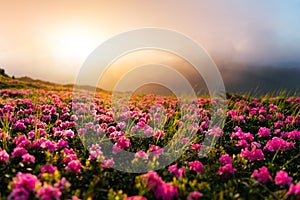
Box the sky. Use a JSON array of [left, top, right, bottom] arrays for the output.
[[0, 0, 300, 93]]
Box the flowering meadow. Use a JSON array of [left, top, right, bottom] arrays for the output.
[[1, 88, 300, 200]]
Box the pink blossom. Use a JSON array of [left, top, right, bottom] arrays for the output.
[[257, 127, 271, 137], [63, 154, 77, 163], [115, 136, 131, 149], [168, 163, 185, 178], [12, 121, 26, 131], [155, 183, 178, 200], [187, 191, 203, 200], [57, 139, 68, 149], [217, 164, 236, 176], [44, 140, 57, 152], [22, 153, 35, 164], [275, 170, 292, 186], [134, 150, 148, 160], [206, 126, 223, 137], [287, 181, 300, 198], [286, 130, 300, 140], [13, 135, 30, 147], [63, 129, 74, 138], [219, 154, 232, 165], [65, 160, 83, 173], [54, 177, 70, 192], [9, 172, 40, 192], [12, 147, 28, 158], [251, 166, 272, 183], [189, 161, 204, 174], [142, 171, 164, 187], [148, 145, 163, 159], [109, 131, 125, 140], [36, 185, 61, 200], [240, 148, 265, 161], [101, 158, 115, 168], [191, 144, 202, 150], [264, 137, 294, 152], [7, 187, 30, 200], [88, 144, 104, 161], [0, 147, 9, 163], [154, 130, 165, 139], [41, 164, 57, 174], [236, 139, 249, 148]]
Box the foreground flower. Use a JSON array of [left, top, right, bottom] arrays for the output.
[[8, 172, 41, 200], [65, 160, 84, 173], [142, 171, 178, 200], [8, 187, 30, 200], [21, 153, 35, 164], [287, 181, 300, 198], [257, 127, 271, 137], [36, 185, 61, 200], [264, 137, 294, 152], [219, 154, 232, 165], [187, 191, 203, 200], [189, 161, 204, 174], [240, 148, 265, 161], [251, 166, 272, 183], [275, 170, 292, 185], [217, 164, 236, 176], [168, 163, 185, 178], [0, 147, 9, 163], [41, 164, 58, 174]]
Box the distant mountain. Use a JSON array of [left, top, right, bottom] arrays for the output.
[[0, 69, 109, 93]]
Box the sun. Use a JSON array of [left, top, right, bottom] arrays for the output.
[[49, 28, 101, 62]]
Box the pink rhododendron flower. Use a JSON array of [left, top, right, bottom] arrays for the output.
[[54, 177, 70, 192], [115, 136, 131, 149], [191, 144, 202, 150], [168, 163, 185, 178], [142, 171, 178, 200], [57, 139, 68, 149], [219, 154, 232, 164], [154, 130, 165, 139], [7, 187, 30, 200], [0, 147, 9, 163], [13, 135, 30, 147], [64, 129, 74, 138], [189, 161, 204, 174], [206, 126, 223, 137], [287, 181, 300, 198], [12, 147, 28, 158], [155, 183, 179, 200], [187, 191, 203, 200], [88, 144, 104, 161], [251, 166, 272, 183], [286, 130, 300, 140], [240, 148, 265, 161], [257, 127, 271, 137], [217, 164, 236, 176], [275, 170, 292, 185], [9, 172, 40, 193], [21, 153, 35, 164], [236, 139, 249, 148], [134, 150, 148, 160], [65, 160, 84, 173], [148, 145, 163, 159], [36, 185, 61, 200], [41, 164, 57, 174], [101, 158, 115, 168], [264, 137, 294, 152]]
